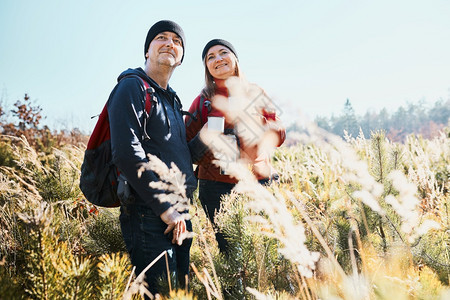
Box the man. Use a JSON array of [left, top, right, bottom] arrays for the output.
[[107, 20, 197, 295]]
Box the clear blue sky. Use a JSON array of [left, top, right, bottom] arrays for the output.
[[1, 0, 449, 133]]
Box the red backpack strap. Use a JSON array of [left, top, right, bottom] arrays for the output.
[[120, 74, 155, 116], [199, 95, 211, 125], [120, 74, 156, 140], [141, 79, 154, 116], [138, 78, 155, 141]]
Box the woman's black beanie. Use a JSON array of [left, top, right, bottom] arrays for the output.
[[202, 39, 238, 61], [144, 20, 186, 63]]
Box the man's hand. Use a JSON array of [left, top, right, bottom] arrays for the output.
[[160, 207, 186, 245]]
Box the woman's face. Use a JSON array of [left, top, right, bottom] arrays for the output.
[[205, 45, 237, 80]]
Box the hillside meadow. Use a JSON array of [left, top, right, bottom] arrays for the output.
[[0, 123, 449, 299]]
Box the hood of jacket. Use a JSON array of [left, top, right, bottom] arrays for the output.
[[117, 68, 177, 97]]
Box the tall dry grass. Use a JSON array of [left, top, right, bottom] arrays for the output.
[[0, 115, 449, 299]]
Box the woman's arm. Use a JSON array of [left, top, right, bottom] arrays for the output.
[[185, 95, 211, 164]]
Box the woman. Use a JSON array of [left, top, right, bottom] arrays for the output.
[[185, 39, 286, 255]]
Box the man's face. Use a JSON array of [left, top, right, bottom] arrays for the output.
[[146, 31, 183, 67]]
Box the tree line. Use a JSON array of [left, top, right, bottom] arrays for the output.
[[2, 94, 449, 147], [311, 98, 450, 142]]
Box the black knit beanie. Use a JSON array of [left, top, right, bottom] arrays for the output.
[[201, 39, 238, 62], [144, 20, 186, 63]]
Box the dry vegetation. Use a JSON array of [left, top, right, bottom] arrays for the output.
[[0, 94, 449, 299]]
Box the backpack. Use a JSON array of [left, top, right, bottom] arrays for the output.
[[79, 75, 155, 207]]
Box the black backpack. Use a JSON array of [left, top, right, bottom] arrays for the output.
[[79, 75, 154, 207]]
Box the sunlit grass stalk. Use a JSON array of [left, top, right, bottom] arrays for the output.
[[165, 250, 172, 293], [124, 266, 136, 293], [122, 251, 166, 300], [297, 273, 313, 300], [287, 191, 346, 279], [191, 200, 222, 299], [191, 263, 221, 300]]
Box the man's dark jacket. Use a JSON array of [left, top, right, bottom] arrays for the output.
[[108, 67, 197, 215]]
